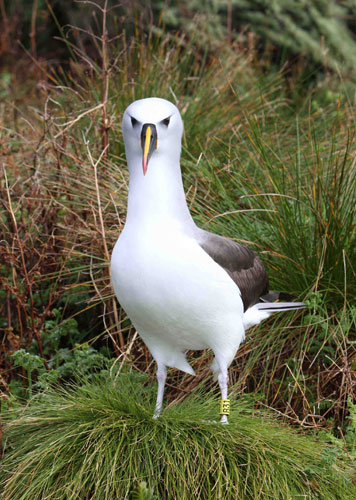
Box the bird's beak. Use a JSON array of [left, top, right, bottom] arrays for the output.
[[141, 123, 158, 175]]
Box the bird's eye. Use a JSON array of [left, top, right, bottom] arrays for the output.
[[162, 117, 170, 127], [131, 117, 138, 127]]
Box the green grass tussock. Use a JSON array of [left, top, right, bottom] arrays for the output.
[[1, 373, 355, 500]]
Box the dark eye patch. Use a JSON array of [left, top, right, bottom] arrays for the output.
[[161, 117, 170, 127], [131, 117, 138, 127]]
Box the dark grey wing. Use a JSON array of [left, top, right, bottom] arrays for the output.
[[197, 229, 269, 311]]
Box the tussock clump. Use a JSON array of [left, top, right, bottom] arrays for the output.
[[1, 373, 355, 500]]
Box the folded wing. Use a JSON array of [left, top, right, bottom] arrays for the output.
[[197, 229, 269, 311]]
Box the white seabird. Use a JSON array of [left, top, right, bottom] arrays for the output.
[[111, 97, 305, 424]]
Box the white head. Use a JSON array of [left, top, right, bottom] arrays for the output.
[[122, 97, 184, 175]]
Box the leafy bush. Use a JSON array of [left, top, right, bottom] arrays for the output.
[[155, 0, 356, 76]]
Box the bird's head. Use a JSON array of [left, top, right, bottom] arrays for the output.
[[122, 98, 184, 175]]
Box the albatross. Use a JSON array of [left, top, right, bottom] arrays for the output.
[[111, 97, 305, 424]]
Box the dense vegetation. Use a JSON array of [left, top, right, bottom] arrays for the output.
[[1, 1, 355, 498], [1, 374, 356, 499]]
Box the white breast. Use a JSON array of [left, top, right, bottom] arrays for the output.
[[111, 221, 245, 359]]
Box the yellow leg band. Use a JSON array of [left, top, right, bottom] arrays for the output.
[[219, 399, 230, 415]]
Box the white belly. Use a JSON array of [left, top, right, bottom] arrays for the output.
[[111, 224, 244, 355]]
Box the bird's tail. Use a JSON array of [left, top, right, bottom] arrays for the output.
[[243, 299, 306, 330], [255, 301, 306, 313]]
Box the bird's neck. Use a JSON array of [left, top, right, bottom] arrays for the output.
[[125, 153, 194, 230]]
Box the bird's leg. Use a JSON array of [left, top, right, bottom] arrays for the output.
[[218, 369, 229, 424], [153, 363, 167, 419]]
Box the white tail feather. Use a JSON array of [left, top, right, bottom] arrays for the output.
[[256, 301, 306, 312], [243, 302, 305, 330]]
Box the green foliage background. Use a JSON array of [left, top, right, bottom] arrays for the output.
[[0, 1, 356, 498]]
